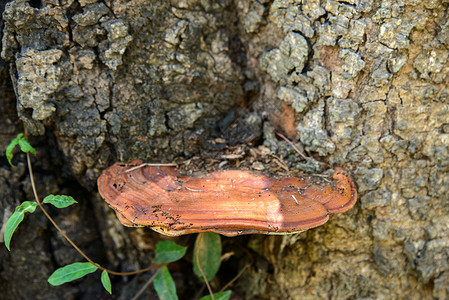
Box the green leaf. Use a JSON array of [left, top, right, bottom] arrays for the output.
[[193, 233, 222, 281], [6, 133, 22, 167], [199, 290, 232, 300], [5, 133, 36, 167], [101, 270, 112, 294], [18, 136, 36, 154], [48, 262, 98, 286], [43, 195, 78, 208], [153, 266, 178, 300], [4, 201, 37, 251], [154, 240, 187, 263]]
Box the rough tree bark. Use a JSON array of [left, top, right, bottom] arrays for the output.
[[1, 0, 449, 299]]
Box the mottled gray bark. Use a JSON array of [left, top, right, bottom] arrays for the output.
[[1, 0, 449, 299]]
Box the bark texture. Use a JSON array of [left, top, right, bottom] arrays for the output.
[[1, 0, 449, 299]]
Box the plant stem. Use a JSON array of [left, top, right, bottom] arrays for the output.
[[220, 263, 249, 292], [26, 152, 160, 276], [131, 271, 159, 300], [195, 234, 215, 300]]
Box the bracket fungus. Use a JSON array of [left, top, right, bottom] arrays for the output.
[[98, 160, 357, 237]]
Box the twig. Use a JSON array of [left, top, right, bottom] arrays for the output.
[[271, 155, 289, 171], [275, 131, 308, 160], [131, 271, 159, 300], [120, 163, 177, 174], [220, 263, 250, 292], [195, 234, 215, 300], [193, 285, 206, 300], [26, 152, 162, 276]]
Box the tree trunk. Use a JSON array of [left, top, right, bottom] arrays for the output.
[[1, 0, 448, 299]]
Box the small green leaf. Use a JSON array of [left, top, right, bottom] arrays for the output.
[[43, 195, 78, 208], [153, 266, 178, 300], [4, 201, 37, 251], [154, 240, 187, 263], [5, 133, 36, 167], [48, 262, 98, 286], [101, 270, 112, 294], [193, 233, 222, 281], [199, 290, 232, 300], [6, 133, 23, 167], [18, 136, 36, 154]]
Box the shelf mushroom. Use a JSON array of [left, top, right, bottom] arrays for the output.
[[98, 160, 357, 237]]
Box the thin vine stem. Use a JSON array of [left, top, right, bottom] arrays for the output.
[[195, 234, 215, 300], [26, 152, 160, 276], [219, 263, 249, 292], [131, 270, 159, 300]]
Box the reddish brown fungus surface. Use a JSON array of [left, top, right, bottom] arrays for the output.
[[97, 160, 357, 237]]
